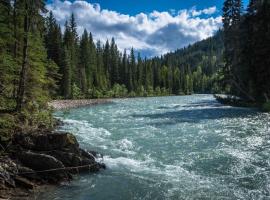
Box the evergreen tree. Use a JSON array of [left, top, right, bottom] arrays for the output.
[[110, 38, 120, 85], [16, 0, 47, 111], [128, 48, 135, 92], [78, 29, 90, 93], [0, 0, 17, 110], [103, 40, 111, 87]]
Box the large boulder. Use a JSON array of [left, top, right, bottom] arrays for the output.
[[45, 149, 102, 173], [17, 151, 69, 183], [13, 132, 79, 152], [46, 150, 82, 167], [18, 151, 64, 171]]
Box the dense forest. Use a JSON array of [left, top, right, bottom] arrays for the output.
[[43, 12, 224, 99], [221, 0, 270, 105]]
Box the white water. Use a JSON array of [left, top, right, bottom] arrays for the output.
[[38, 95, 270, 200]]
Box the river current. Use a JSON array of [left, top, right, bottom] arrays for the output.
[[38, 95, 270, 200]]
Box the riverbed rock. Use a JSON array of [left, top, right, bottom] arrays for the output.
[[12, 132, 79, 152], [17, 151, 69, 182], [80, 149, 96, 161], [1, 130, 106, 198], [18, 151, 65, 171], [46, 150, 82, 167], [14, 176, 35, 189]]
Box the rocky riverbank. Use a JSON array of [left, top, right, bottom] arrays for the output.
[[49, 99, 112, 110], [0, 130, 105, 199]]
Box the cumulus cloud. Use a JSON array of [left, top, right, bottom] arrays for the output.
[[191, 6, 217, 16], [46, 0, 222, 57]]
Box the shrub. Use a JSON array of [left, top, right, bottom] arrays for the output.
[[72, 83, 84, 99], [262, 101, 270, 112]]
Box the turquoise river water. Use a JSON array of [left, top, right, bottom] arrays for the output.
[[38, 95, 270, 200]]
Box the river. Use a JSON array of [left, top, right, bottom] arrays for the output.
[[38, 95, 270, 200]]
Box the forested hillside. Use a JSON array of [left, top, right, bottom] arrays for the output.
[[44, 12, 224, 99], [152, 30, 224, 94], [45, 13, 224, 99]]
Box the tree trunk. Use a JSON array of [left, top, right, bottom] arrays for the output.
[[16, 1, 29, 111], [229, 79, 256, 102], [12, 0, 17, 99]]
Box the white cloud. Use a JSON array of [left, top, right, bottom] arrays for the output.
[[46, 0, 222, 57], [191, 6, 217, 16]]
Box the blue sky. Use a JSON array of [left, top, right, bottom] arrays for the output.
[[46, 0, 249, 57], [48, 0, 249, 16]]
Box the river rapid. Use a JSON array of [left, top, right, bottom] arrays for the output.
[[38, 95, 270, 200]]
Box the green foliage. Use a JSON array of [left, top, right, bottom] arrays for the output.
[[25, 33, 51, 108], [72, 83, 84, 99], [0, 114, 16, 138], [262, 102, 270, 112], [221, 0, 270, 104], [155, 87, 161, 96], [0, 0, 58, 135], [111, 84, 128, 98]]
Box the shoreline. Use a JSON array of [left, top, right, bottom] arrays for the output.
[[48, 95, 196, 110], [49, 99, 113, 110]]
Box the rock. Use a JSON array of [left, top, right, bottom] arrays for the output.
[[99, 163, 106, 170], [17, 165, 40, 181], [18, 151, 64, 171], [80, 149, 96, 161], [13, 132, 79, 152], [53, 118, 64, 128], [0, 167, 15, 188], [45, 149, 102, 173], [0, 156, 18, 188], [46, 150, 82, 167], [17, 151, 69, 183], [0, 130, 106, 198], [14, 176, 35, 189]]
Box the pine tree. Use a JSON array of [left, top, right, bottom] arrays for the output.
[[87, 32, 97, 90], [128, 48, 135, 92], [122, 49, 128, 87], [62, 46, 72, 98], [110, 38, 120, 86], [16, 0, 47, 111], [103, 40, 111, 88], [45, 11, 62, 68], [0, 0, 17, 110], [78, 29, 90, 94]]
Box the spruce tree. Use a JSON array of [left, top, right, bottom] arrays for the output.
[[16, 0, 47, 111]]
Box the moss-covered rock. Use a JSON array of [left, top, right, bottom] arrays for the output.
[[12, 132, 79, 151]]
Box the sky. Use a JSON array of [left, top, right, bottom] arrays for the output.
[[46, 0, 249, 57]]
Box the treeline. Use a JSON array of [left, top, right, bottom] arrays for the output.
[[222, 0, 270, 103], [45, 12, 224, 99]]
